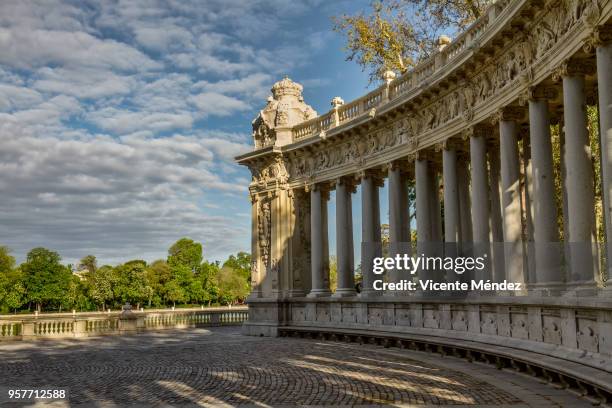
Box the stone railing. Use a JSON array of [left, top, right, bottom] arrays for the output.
[[0, 307, 248, 341]]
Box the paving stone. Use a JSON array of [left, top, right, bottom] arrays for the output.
[[0, 327, 594, 407]]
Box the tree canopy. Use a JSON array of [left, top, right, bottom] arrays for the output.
[[0, 239, 251, 313], [333, 0, 490, 82]]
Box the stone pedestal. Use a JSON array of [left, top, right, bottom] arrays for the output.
[[118, 303, 139, 335]]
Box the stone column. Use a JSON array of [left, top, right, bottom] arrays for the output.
[[443, 145, 460, 243], [528, 93, 561, 288], [416, 157, 432, 243], [488, 143, 505, 283], [470, 130, 490, 244], [558, 63, 596, 290], [429, 165, 443, 243], [388, 162, 407, 286], [470, 128, 490, 282], [498, 109, 526, 286], [594, 33, 612, 286], [522, 134, 536, 286], [416, 155, 442, 287], [457, 157, 473, 245], [443, 143, 460, 286], [249, 194, 262, 299], [361, 170, 382, 297], [334, 177, 356, 297], [308, 184, 331, 297]]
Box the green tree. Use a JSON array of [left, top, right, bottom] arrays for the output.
[[329, 256, 338, 292], [216, 265, 249, 305], [0, 246, 15, 274], [168, 238, 202, 274], [21, 248, 72, 312], [86, 265, 115, 310], [0, 248, 19, 313], [78, 255, 97, 274], [333, 0, 489, 82], [5, 281, 25, 314], [114, 260, 148, 308], [62, 275, 88, 311], [199, 260, 221, 306], [222, 252, 251, 283], [164, 280, 186, 307], [146, 260, 172, 306]]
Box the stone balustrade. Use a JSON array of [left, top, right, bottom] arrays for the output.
[[0, 308, 248, 341]]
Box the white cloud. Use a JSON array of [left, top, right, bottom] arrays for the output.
[[87, 108, 194, 134], [190, 92, 250, 117], [0, 28, 161, 72], [133, 24, 194, 52], [0, 84, 43, 111], [32, 67, 135, 99]]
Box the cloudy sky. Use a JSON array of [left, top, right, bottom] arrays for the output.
[[0, 0, 374, 265]]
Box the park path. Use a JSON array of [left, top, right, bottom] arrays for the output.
[[0, 326, 592, 407]]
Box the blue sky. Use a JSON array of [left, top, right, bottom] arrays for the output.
[[0, 0, 395, 265]]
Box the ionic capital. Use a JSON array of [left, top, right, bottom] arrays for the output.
[[336, 176, 357, 193], [552, 59, 595, 81], [385, 159, 412, 175], [356, 168, 385, 187], [415, 149, 433, 162], [518, 85, 558, 105], [464, 124, 492, 139], [321, 188, 331, 201], [490, 106, 526, 124], [438, 137, 464, 152]]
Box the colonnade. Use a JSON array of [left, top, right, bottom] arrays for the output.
[[306, 43, 612, 297]]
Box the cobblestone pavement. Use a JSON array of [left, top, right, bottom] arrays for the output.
[[0, 327, 593, 407]]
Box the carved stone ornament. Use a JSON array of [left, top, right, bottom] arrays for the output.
[[257, 198, 271, 268], [251, 77, 317, 148], [583, 25, 612, 53]]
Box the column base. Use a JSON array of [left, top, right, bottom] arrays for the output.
[[307, 290, 332, 298], [598, 283, 612, 297], [247, 291, 263, 301], [562, 280, 598, 297], [528, 282, 566, 296], [359, 289, 382, 299], [287, 289, 306, 298], [332, 289, 357, 298]]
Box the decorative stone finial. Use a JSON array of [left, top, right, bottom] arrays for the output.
[[271, 76, 303, 99], [331, 96, 344, 108], [438, 35, 452, 51], [252, 76, 317, 149], [382, 70, 396, 84]]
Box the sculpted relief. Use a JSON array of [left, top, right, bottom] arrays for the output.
[[250, 155, 290, 188], [279, 0, 601, 180], [258, 198, 271, 269]]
